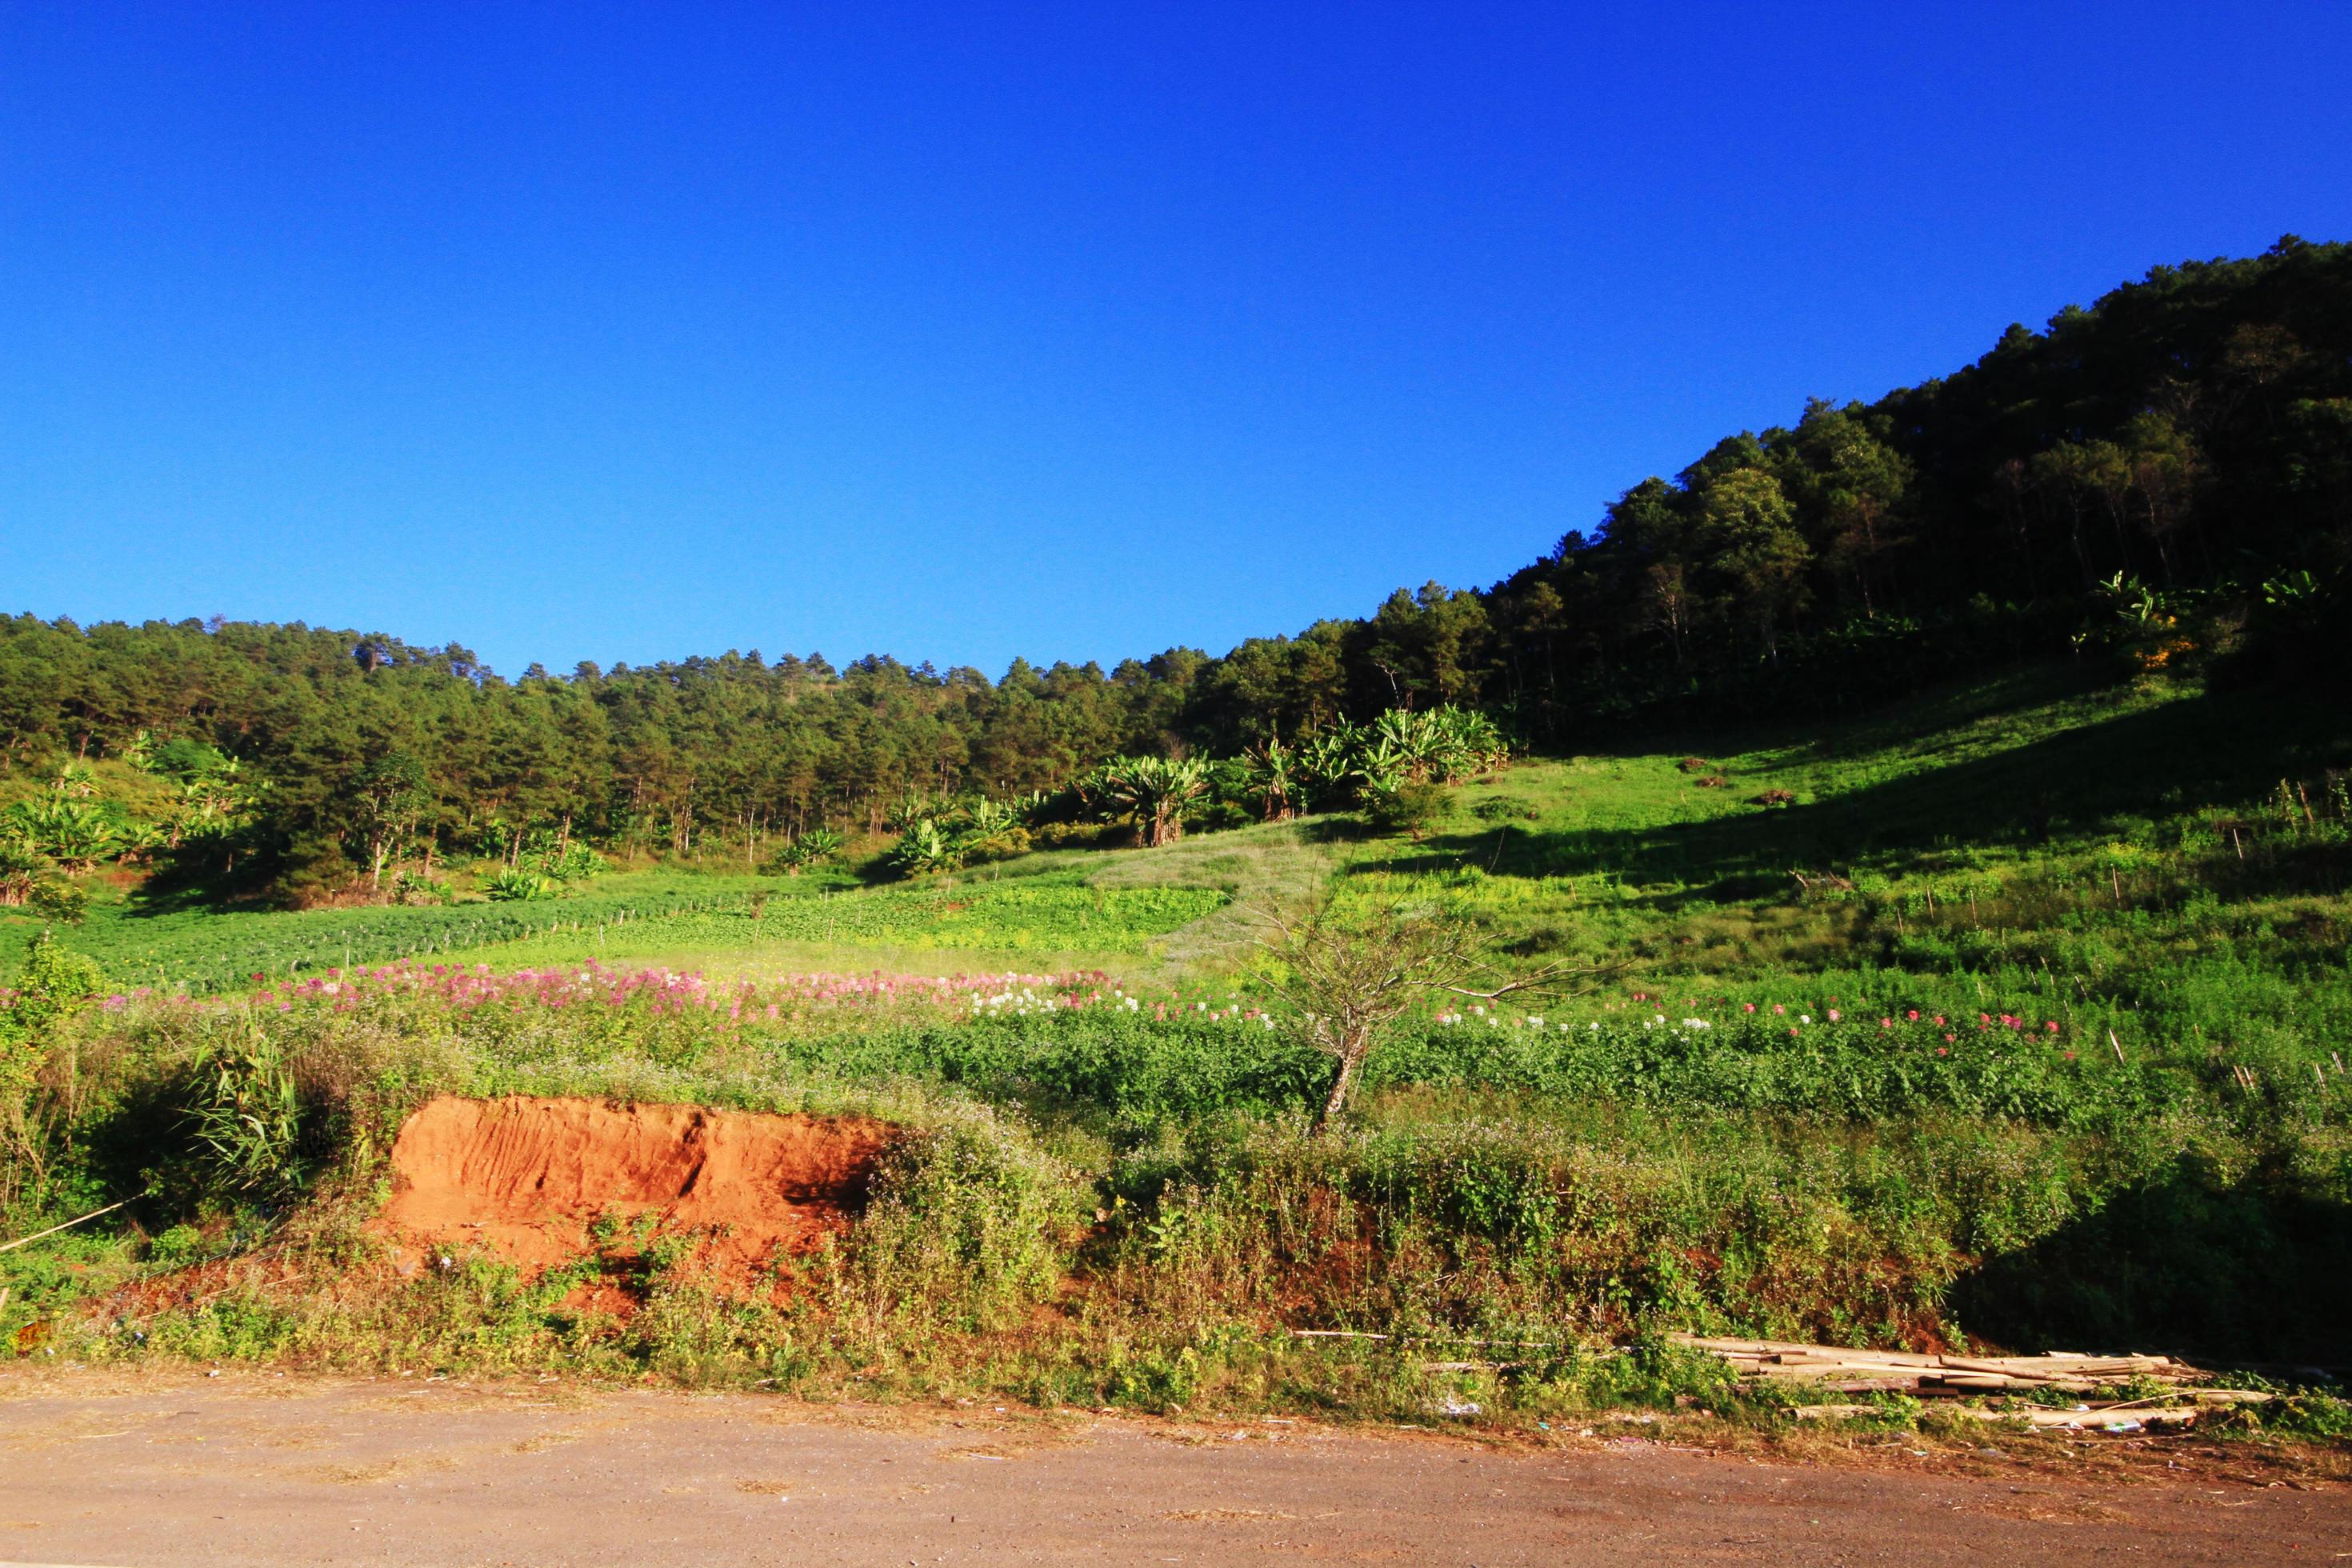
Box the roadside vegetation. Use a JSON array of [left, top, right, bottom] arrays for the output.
[[4, 656, 2346, 1453], [3, 244, 2350, 1454]]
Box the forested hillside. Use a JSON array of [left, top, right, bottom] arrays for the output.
[[4, 239, 2347, 898]]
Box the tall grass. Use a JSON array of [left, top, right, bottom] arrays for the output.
[[7, 968, 2347, 1405]]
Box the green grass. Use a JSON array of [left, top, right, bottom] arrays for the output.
[[1275, 668, 2352, 1097], [6, 662, 2351, 1438], [12, 970, 2346, 1406]]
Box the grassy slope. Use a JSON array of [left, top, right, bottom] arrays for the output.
[[18, 662, 2343, 1017], [9, 664, 2352, 1414]]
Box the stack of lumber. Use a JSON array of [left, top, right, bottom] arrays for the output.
[[1670, 1334, 2197, 1395]]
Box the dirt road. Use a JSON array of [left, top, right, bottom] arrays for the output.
[[2, 1369, 2345, 1565]]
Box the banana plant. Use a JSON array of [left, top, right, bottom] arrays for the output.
[[1297, 729, 1363, 809], [891, 817, 964, 875], [0, 841, 47, 907], [958, 798, 1030, 859], [1, 796, 126, 873], [1082, 755, 1211, 846], [483, 868, 559, 901], [884, 791, 952, 835], [1236, 737, 1300, 822], [54, 764, 98, 798], [770, 826, 844, 875]]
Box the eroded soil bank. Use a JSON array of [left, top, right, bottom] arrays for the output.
[[376, 1095, 898, 1279]]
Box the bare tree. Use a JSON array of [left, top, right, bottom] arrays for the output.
[[1249, 897, 1621, 1130]]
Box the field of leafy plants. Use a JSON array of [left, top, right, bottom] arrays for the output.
[[0, 869, 1226, 996]]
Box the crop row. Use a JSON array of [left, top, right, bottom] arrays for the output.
[[30, 874, 1224, 994]]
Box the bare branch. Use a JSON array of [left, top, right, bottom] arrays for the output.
[[1242, 892, 1621, 1130]]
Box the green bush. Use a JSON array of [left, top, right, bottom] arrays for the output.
[[0, 933, 106, 1092], [483, 869, 560, 902], [1363, 782, 1452, 838], [186, 1024, 307, 1197], [849, 1105, 1082, 1329]]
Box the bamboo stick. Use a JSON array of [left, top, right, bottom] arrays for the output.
[[0, 1199, 129, 1254]]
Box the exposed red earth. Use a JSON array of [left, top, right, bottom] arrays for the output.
[[375, 1095, 896, 1285]]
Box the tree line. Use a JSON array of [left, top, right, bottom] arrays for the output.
[[2, 238, 2346, 898]]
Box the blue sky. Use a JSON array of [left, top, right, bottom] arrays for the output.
[[5, 3, 2349, 678]]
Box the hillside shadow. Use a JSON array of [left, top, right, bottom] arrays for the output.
[[1372, 687, 2351, 902], [1950, 1155, 2352, 1368], [122, 852, 279, 916]]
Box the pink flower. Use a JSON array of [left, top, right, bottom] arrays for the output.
[[1826, 1009, 1840, 1022], [1772, 1004, 1786, 1015], [1742, 1002, 1757, 1014], [1881, 1018, 1893, 1029], [1906, 1010, 1920, 1022], [1936, 1046, 1949, 1056], [1943, 1033, 1955, 1043], [2046, 1021, 2059, 1033]]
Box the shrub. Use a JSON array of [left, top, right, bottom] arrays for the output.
[[186, 1024, 306, 1196], [0, 934, 106, 1212], [395, 871, 456, 906], [1, 934, 106, 1094], [765, 827, 843, 876], [1363, 782, 1452, 838], [27, 878, 90, 925], [848, 1106, 1082, 1329], [483, 869, 559, 902], [890, 818, 964, 876]]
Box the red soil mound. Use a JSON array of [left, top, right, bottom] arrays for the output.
[[377, 1095, 897, 1282]]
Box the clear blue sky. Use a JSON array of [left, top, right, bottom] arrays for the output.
[[5, 4, 2349, 679]]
